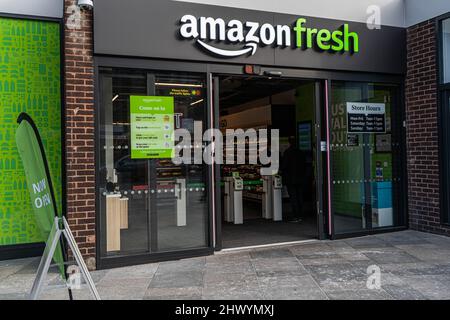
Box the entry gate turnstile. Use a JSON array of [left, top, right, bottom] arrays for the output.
[[262, 175, 283, 221], [175, 178, 187, 226], [224, 176, 243, 224]]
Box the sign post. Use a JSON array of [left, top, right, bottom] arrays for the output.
[[29, 216, 100, 300]]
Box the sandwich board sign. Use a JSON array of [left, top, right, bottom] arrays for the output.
[[15, 113, 100, 300]]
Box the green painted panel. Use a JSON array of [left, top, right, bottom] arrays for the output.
[[0, 17, 61, 246]]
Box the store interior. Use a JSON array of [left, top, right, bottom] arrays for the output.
[[218, 76, 318, 248]]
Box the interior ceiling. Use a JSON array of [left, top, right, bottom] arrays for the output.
[[219, 76, 306, 112]]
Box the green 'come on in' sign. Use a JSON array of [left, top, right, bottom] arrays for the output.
[[130, 96, 175, 159]]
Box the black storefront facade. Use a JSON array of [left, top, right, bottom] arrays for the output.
[[88, 0, 410, 269]]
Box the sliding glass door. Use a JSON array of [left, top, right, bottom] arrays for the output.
[[97, 67, 210, 261], [328, 81, 404, 236]]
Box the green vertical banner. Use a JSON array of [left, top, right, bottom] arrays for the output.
[[15, 113, 65, 278], [130, 96, 175, 159], [0, 17, 62, 247]]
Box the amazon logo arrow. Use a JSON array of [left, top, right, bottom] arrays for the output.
[[197, 40, 258, 58]]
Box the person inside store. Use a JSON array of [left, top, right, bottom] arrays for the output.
[[281, 136, 306, 223]]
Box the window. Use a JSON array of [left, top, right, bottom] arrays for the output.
[[439, 15, 450, 224], [441, 17, 450, 84], [441, 91, 450, 224]]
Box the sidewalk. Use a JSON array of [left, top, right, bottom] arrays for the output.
[[1, 230, 450, 300]]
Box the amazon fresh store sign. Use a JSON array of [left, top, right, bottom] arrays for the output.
[[179, 15, 359, 57]]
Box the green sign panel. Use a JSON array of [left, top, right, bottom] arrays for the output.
[[130, 96, 175, 159], [0, 17, 61, 247]]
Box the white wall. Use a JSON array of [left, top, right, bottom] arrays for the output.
[[2, 0, 446, 29], [173, 0, 406, 27], [174, 0, 450, 27], [0, 0, 63, 19], [405, 0, 450, 27]]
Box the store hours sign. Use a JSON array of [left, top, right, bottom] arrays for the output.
[[130, 96, 174, 159], [347, 102, 386, 133]]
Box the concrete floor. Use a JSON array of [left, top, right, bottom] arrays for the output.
[[1, 230, 450, 300], [222, 217, 317, 248]]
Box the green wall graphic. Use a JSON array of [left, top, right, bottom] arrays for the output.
[[0, 17, 61, 246]]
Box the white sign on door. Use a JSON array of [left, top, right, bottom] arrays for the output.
[[347, 102, 386, 133]]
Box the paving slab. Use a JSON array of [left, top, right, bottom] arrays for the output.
[[402, 275, 450, 300], [295, 252, 349, 266], [144, 287, 203, 300], [250, 248, 294, 259], [157, 257, 205, 274], [101, 263, 159, 281], [344, 236, 393, 249], [150, 271, 204, 289], [1, 230, 450, 300], [203, 280, 263, 300], [382, 284, 427, 300], [0, 258, 41, 281], [305, 263, 369, 292], [394, 244, 450, 263], [251, 257, 307, 277], [362, 249, 420, 264], [289, 242, 335, 255], [203, 271, 258, 285], [257, 275, 327, 300], [325, 289, 393, 300], [380, 262, 450, 277]]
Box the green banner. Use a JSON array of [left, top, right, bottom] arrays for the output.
[[130, 96, 175, 159], [15, 114, 65, 278], [0, 17, 61, 247]]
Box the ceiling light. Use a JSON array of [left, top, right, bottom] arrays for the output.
[[155, 82, 203, 88], [190, 99, 204, 106]]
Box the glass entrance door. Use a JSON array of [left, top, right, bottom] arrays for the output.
[[212, 75, 326, 249], [328, 81, 404, 236], [98, 68, 210, 263]]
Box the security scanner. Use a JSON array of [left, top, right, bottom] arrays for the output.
[[262, 175, 273, 219], [272, 175, 283, 221], [224, 176, 243, 224], [261, 175, 283, 221], [175, 178, 187, 226]]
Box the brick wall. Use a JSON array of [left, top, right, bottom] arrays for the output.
[[64, 0, 96, 268], [406, 19, 450, 236]]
